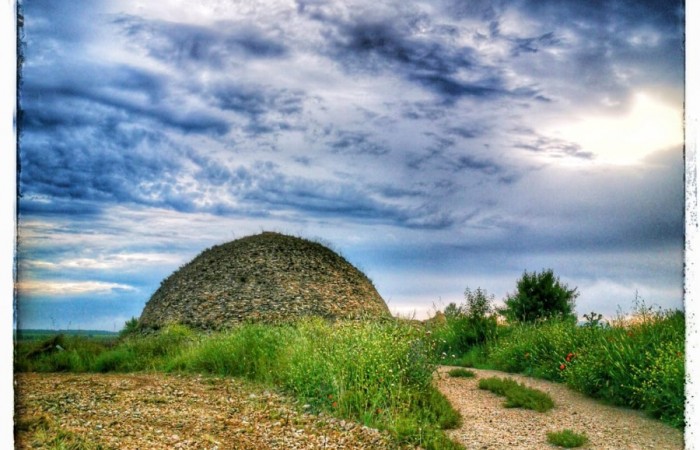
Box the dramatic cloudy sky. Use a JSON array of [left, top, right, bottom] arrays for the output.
[[16, 0, 685, 330]]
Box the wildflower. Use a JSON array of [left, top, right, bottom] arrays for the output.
[[376, 408, 382, 414], [328, 394, 333, 400], [565, 352, 575, 362], [332, 402, 338, 408], [559, 364, 566, 371]]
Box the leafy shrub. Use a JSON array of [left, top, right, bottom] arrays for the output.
[[429, 287, 497, 357], [487, 319, 578, 380], [478, 376, 554, 412], [447, 368, 475, 378], [546, 429, 589, 448], [499, 269, 578, 323], [119, 317, 141, 338]]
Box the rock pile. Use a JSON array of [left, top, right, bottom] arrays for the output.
[[139, 232, 390, 329]]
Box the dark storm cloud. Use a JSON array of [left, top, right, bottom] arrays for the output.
[[21, 63, 230, 136], [113, 15, 288, 68], [19, 198, 104, 218], [452, 154, 502, 175], [516, 0, 683, 103], [508, 32, 561, 57], [209, 83, 304, 117], [514, 133, 595, 160], [202, 81, 306, 135], [304, 9, 541, 104], [20, 124, 189, 209], [327, 130, 388, 156]]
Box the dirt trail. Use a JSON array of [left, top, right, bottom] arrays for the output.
[[14, 369, 685, 449], [435, 366, 684, 449]]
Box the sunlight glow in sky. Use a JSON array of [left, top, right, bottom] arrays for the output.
[[553, 93, 683, 165], [16, 0, 685, 330]]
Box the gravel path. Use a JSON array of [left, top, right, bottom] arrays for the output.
[[14, 373, 407, 450], [435, 366, 684, 449]]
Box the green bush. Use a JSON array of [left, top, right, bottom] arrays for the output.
[[547, 429, 589, 448], [500, 269, 578, 323], [119, 317, 141, 338], [487, 319, 579, 380], [429, 287, 497, 357], [478, 376, 554, 412]]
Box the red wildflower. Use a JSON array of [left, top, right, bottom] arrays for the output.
[[559, 364, 566, 371], [332, 402, 338, 408], [566, 352, 575, 362]]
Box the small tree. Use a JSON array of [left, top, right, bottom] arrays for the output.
[[464, 287, 493, 320], [462, 287, 497, 345], [500, 269, 578, 323]]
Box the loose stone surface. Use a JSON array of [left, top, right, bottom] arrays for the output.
[[14, 373, 407, 450], [139, 232, 390, 330], [435, 366, 684, 450]]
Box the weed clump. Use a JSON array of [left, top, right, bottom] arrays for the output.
[[546, 429, 589, 448], [478, 376, 554, 412], [447, 368, 475, 378]]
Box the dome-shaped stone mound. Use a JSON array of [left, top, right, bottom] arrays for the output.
[[139, 232, 390, 329]]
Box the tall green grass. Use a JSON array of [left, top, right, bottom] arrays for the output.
[[15, 319, 463, 450], [476, 309, 684, 428], [424, 299, 684, 429]]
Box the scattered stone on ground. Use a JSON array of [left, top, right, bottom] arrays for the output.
[[435, 366, 684, 450], [15, 373, 409, 450]]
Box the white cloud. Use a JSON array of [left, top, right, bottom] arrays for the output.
[[17, 280, 137, 297]]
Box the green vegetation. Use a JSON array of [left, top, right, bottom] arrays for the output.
[[546, 429, 589, 448], [477, 376, 554, 412], [15, 413, 105, 449], [447, 368, 475, 378], [428, 286, 685, 429], [499, 269, 578, 323], [428, 287, 497, 358], [15, 318, 463, 450]]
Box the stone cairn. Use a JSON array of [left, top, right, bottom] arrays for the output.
[[139, 232, 391, 330]]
